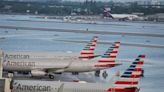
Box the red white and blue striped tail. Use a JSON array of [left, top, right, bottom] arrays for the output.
[[121, 55, 145, 78], [79, 36, 98, 60], [95, 42, 121, 68], [107, 55, 145, 92]]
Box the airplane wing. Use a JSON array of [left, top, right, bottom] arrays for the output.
[[107, 55, 145, 92], [30, 60, 73, 77], [95, 42, 121, 68], [46, 60, 73, 73], [79, 36, 99, 60]]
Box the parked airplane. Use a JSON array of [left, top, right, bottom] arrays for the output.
[[11, 54, 145, 92], [103, 7, 139, 20], [1, 36, 99, 61], [3, 42, 121, 79]]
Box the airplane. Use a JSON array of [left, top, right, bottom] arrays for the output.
[[3, 42, 121, 79], [10, 55, 145, 92], [1, 36, 99, 61], [103, 7, 139, 21]]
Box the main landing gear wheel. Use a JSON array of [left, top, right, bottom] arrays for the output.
[[95, 70, 100, 77], [102, 71, 108, 79], [49, 75, 55, 79]]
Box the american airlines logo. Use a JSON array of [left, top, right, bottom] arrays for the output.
[[5, 54, 30, 59], [13, 82, 52, 91], [6, 61, 35, 67]]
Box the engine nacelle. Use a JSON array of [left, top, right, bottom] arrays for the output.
[[31, 70, 47, 77]]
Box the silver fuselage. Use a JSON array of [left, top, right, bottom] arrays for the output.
[[3, 59, 106, 73], [12, 80, 110, 92]]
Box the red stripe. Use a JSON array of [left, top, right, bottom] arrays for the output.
[[94, 64, 115, 68], [80, 52, 94, 54], [115, 81, 138, 85], [137, 61, 144, 65], [130, 75, 140, 78], [89, 48, 95, 50], [139, 55, 145, 58], [90, 44, 96, 46], [91, 40, 97, 42], [99, 60, 115, 62], [108, 56, 117, 58], [108, 87, 137, 92], [79, 56, 94, 59], [110, 51, 118, 53]]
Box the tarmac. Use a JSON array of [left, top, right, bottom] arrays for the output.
[[0, 25, 164, 38]]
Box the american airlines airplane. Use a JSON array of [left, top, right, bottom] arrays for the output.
[[1, 36, 99, 61], [3, 42, 121, 79], [103, 8, 139, 20], [10, 55, 145, 92]]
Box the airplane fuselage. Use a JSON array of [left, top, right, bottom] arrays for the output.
[[108, 14, 139, 20], [11, 80, 138, 92], [3, 59, 106, 73], [11, 80, 109, 92]]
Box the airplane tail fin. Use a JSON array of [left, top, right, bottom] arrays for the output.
[[103, 8, 114, 19], [79, 36, 98, 60], [95, 42, 121, 68], [107, 55, 145, 92], [120, 55, 145, 79]]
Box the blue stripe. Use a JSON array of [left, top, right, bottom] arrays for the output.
[[130, 65, 136, 68], [110, 47, 116, 48], [121, 75, 131, 78], [104, 53, 110, 55], [124, 72, 132, 75], [135, 59, 139, 61], [132, 62, 138, 64], [127, 69, 134, 71]]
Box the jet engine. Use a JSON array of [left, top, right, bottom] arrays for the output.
[[31, 70, 47, 77]]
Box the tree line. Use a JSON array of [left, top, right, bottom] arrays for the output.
[[0, 0, 164, 15]]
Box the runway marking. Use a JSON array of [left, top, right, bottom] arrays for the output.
[[0, 25, 164, 37]]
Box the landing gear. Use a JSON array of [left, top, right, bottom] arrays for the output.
[[95, 70, 100, 77], [72, 72, 79, 75], [49, 74, 55, 79], [102, 71, 108, 79]]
